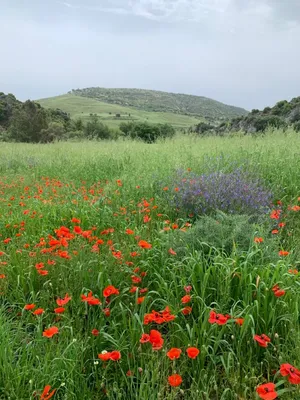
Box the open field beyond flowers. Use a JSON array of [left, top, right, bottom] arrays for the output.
[[1, 131, 300, 399]]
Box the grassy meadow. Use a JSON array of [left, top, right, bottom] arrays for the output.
[[1, 131, 300, 399], [38, 94, 203, 129]]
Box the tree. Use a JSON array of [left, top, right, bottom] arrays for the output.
[[9, 100, 48, 142], [84, 115, 111, 139]]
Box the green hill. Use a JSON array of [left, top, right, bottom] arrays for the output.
[[70, 87, 248, 121], [38, 88, 248, 130], [38, 94, 203, 129]]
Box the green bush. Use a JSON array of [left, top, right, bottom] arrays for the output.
[[168, 212, 276, 257], [119, 121, 175, 143], [294, 121, 300, 132], [84, 115, 111, 139]]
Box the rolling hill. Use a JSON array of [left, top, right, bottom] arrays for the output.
[[38, 88, 248, 130], [37, 94, 202, 129]]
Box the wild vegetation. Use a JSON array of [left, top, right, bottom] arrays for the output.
[[1, 132, 300, 399], [192, 97, 300, 135], [0, 92, 175, 143], [70, 87, 248, 121]]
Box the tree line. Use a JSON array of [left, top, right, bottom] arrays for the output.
[[0, 92, 175, 143]]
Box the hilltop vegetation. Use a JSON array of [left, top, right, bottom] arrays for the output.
[[70, 87, 248, 121], [192, 96, 300, 135]]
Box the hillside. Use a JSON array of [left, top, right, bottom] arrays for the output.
[[191, 97, 300, 135], [69, 87, 248, 121], [38, 94, 203, 129]]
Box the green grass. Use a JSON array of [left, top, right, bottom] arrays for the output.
[[37, 94, 203, 129], [1, 130, 300, 399]]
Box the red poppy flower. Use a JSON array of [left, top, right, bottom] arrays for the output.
[[109, 351, 121, 361], [274, 289, 286, 297], [137, 296, 145, 304], [272, 285, 286, 297], [235, 318, 244, 326], [43, 326, 59, 338], [181, 295, 191, 304], [81, 292, 101, 306], [33, 308, 44, 315], [270, 209, 281, 220], [182, 306, 192, 315], [138, 240, 152, 249], [254, 237, 264, 243], [103, 285, 119, 298], [98, 352, 111, 361], [256, 383, 277, 400], [56, 293, 71, 306], [279, 250, 289, 256], [98, 350, 121, 361], [40, 385, 56, 400], [166, 348, 182, 360], [54, 307, 65, 314], [140, 333, 150, 343], [24, 303, 36, 310], [208, 310, 229, 325], [280, 363, 300, 384], [37, 269, 49, 276], [186, 347, 200, 359], [125, 229, 134, 235], [91, 329, 99, 336], [254, 334, 271, 348], [168, 248, 177, 255], [271, 229, 279, 234], [289, 269, 298, 275], [168, 374, 182, 387], [149, 329, 164, 350]]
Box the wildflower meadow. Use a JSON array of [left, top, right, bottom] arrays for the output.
[[1, 131, 300, 399]]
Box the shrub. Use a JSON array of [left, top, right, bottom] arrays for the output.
[[163, 168, 273, 217], [119, 121, 175, 143], [294, 121, 300, 132], [84, 115, 111, 139], [168, 212, 276, 256]]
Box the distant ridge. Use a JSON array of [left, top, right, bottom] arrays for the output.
[[69, 87, 248, 121]]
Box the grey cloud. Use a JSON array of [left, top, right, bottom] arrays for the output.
[[0, 0, 300, 110]]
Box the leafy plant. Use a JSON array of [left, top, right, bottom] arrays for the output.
[[168, 211, 276, 257]]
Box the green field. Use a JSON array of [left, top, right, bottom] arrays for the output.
[[1, 131, 300, 399], [38, 94, 203, 129]]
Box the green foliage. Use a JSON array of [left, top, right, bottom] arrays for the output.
[[70, 87, 248, 121], [168, 212, 276, 257], [119, 121, 175, 143], [9, 100, 49, 142], [190, 121, 215, 135], [294, 121, 300, 132], [0, 93, 21, 127], [211, 96, 300, 135], [39, 122, 66, 143], [84, 114, 111, 139]]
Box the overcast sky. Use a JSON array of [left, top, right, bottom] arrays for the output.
[[1, 0, 300, 110]]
